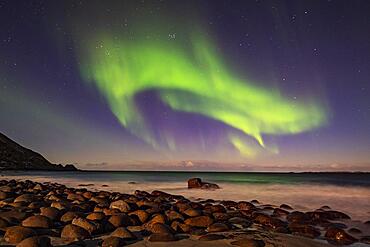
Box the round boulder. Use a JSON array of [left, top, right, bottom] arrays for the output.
[[4, 226, 36, 244], [16, 236, 52, 247], [22, 215, 52, 229], [61, 224, 90, 242]]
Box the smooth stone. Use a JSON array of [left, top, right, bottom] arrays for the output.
[[110, 200, 131, 213], [61, 211, 82, 223], [22, 215, 52, 229], [108, 214, 132, 228], [72, 217, 100, 234], [184, 215, 214, 227], [148, 222, 173, 234], [325, 227, 357, 245], [16, 236, 52, 247], [61, 224, 90, 242], [4, 226, 36, 244], [102, 236, 125, 247], [40, 207, 60, 220], [110, 227, 136, 239]]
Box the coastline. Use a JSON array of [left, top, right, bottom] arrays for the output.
[[0, 177, 369, 246]]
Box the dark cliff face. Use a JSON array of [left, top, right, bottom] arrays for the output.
[[0, 132, 77, 171]]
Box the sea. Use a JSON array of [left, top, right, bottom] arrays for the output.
[[1, 171, 370, 222]]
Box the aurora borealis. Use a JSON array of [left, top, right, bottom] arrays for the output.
[[0, 1, 369, 170], [77, 32, 326, 157]]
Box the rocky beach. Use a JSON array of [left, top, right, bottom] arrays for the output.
[[0, 178, 369, 247]]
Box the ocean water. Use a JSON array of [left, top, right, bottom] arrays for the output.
[[2, 171, 370, 222]]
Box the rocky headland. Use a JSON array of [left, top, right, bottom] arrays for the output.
[[0, 132, 77, 171]]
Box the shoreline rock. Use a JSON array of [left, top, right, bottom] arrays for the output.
[[0, 178, 364, 247], [188, 177, 220, 189]]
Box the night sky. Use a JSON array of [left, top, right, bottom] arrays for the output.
[[0, 0, 369, 171]]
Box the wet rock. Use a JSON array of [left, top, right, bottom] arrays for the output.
[[148, 222, 173, 234], [273, 208, 289, 217], [253, 213, 286, 229], [61, 211, 82, 223], [86, 212, 105, 221], [287, 211, 310, 223], [61, 224, 90, 242], [231, 238, 265, 247], [22, 215, 52, 229], [28, 201, 45, 209], [40, 207, 60, 220], [0, 185, 13, 193], [307, 210, 350, 222], [0, 210, 29, 222], [238, 201, 255, 211], [110, 227, 136, 239], [280, 204, 293, 210], [199, 234, 225, 241], [72, 217, 100, 234], [188, 178, 203, 188], [185, 215, 214, 227], [184, 208, 202, 217], [4, 226, 36, 244], [187, 178, 220, 189], [171, 221, 191, 233], [14, 194, 34, 203], [325, 227, 357, 245], [288, 222, 320, 238], [148, 233, 176, 242], [108, 214, 132, 228], [110, 200, 131, 213], [200, 183, 220, 189], [166, 210, 184, 221], [129, 210, 149, 223], [16, 236, 52, 247], [102, 236, 125, 247], [207, 222, 229, 232], [0, 191, 10, 200], [213, 212, 231, 221], [145, 214, 167, 228], [50, 201, 69, 210]]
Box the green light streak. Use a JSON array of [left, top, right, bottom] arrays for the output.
[[77, 32, 327, 157]]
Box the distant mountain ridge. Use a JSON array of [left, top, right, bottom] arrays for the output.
[[0, 132, 77, 171]]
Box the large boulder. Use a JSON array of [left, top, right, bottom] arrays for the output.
[[16, 236, 52, 247], [72, 217, 100, 234], [102, 236, 125, 247], [184, 215, 214, 227], [188, 178, 220, 189], [325, 227, 357, 245], [61, 224, 90, 242], [110, 200, 131, 213], [110, 227, 136, 239], [4, 226, 36, 244], [22, 215, 52, 229]]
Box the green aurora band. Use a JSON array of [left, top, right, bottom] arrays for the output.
[[77, 33, 327, 158]]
